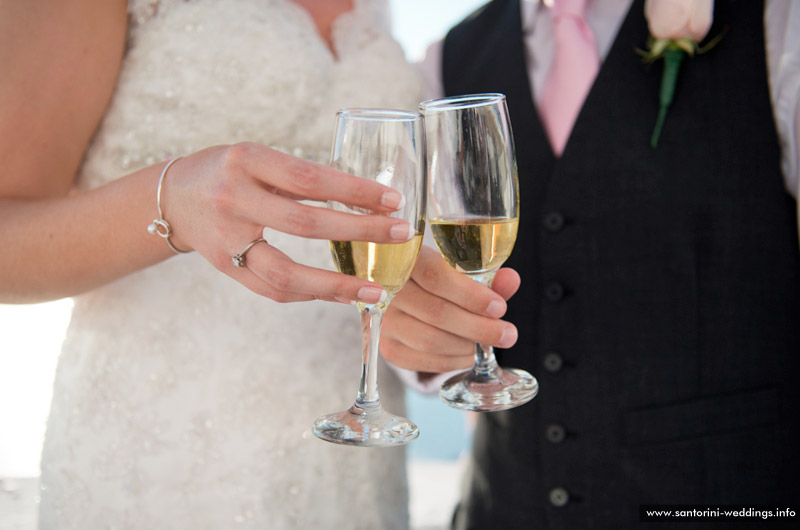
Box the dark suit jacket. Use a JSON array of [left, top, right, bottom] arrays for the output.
[[442, 1, 800, 528]]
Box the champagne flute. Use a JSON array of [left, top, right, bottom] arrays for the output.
[[312, 109, 426, 446], [421, 93, 538, 412]]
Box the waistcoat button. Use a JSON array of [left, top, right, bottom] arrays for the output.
[[543, 211, 565, 232], [546, 424, 566, 443], [545, 282, 565, 302], [543, 352, 564, 373], [549, 487, 570, 507]]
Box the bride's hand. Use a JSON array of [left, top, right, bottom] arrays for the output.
[[381, 246, 521, 373], [163, 143, 414, 304]]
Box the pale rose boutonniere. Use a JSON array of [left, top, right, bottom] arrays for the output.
[[640, 0, 722, 147]]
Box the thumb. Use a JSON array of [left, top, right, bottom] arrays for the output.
[[491, 268, 521, 301]]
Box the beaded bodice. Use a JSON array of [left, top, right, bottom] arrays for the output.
[[79, 0, 417, 189]]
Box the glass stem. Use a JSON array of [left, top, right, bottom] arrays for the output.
[[474, 343, 499, 377], [355, 303, 385, 411], [470, 270, 500, 377]]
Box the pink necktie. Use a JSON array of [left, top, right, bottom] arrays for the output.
[[538, 0, 599, 156]]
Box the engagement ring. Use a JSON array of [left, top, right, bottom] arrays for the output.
[[232, 238, 267, 268]]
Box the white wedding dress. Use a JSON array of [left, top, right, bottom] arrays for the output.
[[38, 1, 421, 529]]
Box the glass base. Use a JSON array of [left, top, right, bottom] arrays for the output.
[[312, 404, 419, 447], [439, 367, 539, 412]]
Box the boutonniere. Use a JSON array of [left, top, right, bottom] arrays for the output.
[[640, 0, 722, 147]]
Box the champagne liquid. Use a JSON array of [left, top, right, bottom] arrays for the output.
[[330, 234, 424, 298], [431, 217, 518, 274]]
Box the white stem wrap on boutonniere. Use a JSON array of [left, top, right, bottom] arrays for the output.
[[640, 0, 719, 148]]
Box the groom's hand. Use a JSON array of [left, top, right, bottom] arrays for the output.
[[380, 245, 521, 373]]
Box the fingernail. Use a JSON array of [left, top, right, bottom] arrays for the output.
[[498, 326, 518, 348], [357, 286, 387, 304], [381, 190, 406, 209], [486, 299, 506, 318], [390, 222, 415, 241]]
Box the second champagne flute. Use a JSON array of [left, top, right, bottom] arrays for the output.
[[421, 93, 538, 412], [312, 109, 426, 446]]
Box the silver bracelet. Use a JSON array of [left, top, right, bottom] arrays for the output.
[[147, 157, 191, 254]]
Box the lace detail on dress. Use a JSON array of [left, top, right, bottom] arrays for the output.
[[81, 0, 419, 191], [127, 0, 186, 26], [40, 2, 420, 529]]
